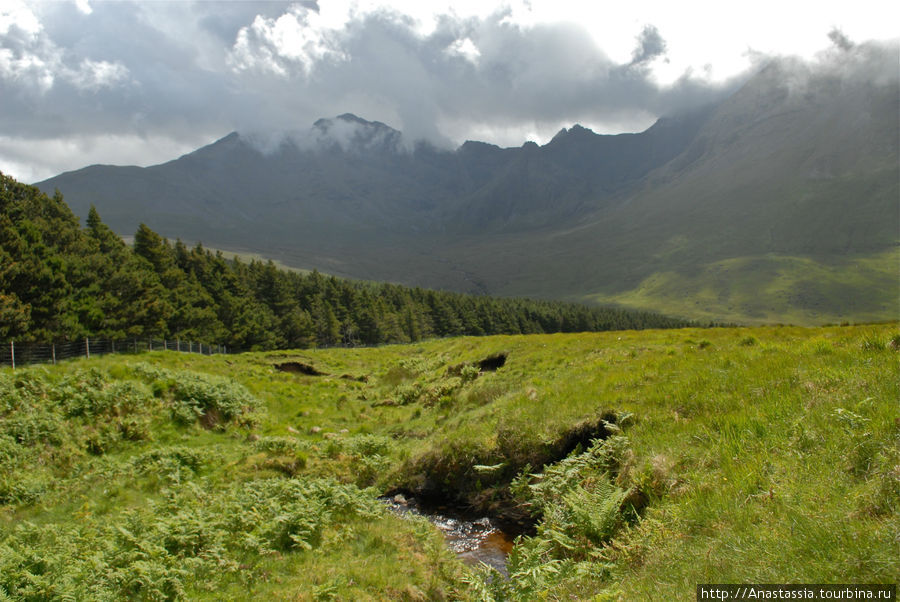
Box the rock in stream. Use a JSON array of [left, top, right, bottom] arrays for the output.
[[382, 495, 516, 575]]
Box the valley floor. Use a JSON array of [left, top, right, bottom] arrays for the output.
[[1, 323, 898, 599]]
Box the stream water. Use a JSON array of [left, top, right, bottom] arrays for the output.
[[382, 495, 517, 575]]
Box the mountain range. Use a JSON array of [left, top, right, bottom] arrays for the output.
[[37, 42, 899, 325]]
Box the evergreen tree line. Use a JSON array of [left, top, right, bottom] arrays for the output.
[[0, 173, 694, 349]]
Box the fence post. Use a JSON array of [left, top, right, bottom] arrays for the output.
[[85, 337, 90, 359], [111, 341, 115, 353], [163, 339, 167, 352], [133, 338, 137, 353], [176, 338, 180, 352], [10, 341, 14, 370], [149, 338, 152, 352], [52, 343, 56, 365], [199, 342, 203, 355]]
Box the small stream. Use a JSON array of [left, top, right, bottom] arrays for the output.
[[382, 494, 518, 575]]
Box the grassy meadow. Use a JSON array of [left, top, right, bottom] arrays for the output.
[[1, 323, 898, 600]]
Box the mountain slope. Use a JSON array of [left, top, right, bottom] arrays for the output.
[[426, 44, 899, 323], [563, 46, 900, 322], [36, 42, 900, 324]]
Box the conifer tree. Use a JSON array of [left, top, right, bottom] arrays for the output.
[[0, 173, 695, 350]]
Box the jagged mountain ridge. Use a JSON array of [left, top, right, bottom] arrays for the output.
[[39, 108, 708, 240]]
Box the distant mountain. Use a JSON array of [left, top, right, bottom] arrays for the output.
[[37, 42, 900, 325], [39, 109, 707, 237]]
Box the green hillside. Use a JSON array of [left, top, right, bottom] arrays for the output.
[[1, 323, 897, 599], [589, 250, 900, 325]]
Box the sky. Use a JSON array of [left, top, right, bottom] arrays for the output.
[[0, 0, 897, 183]]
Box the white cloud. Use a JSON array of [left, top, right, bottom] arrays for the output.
[[0, 0, 128, 95], [445, 37, 480, 64], [70, 58, 129, 90], [0, 1, 42, 37], [0, 46, 54, 91], [0, 133, 200, 183], [228, 4, 349, 76], [74, 0, 92, 16], [0, 1, 55, 91]]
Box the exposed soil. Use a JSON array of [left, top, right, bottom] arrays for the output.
[[552, 412, 618, 459], [340, 373, 369, 382], [477, 353, 507, 372], [447, 352, 509, 376], [199, 408, 223, 430], [275, 361, 327, 376], [398, 411, 620, 531]]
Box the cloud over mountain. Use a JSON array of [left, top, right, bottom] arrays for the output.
[[1, 0, 896, 181], [0, 0, 739, 180]]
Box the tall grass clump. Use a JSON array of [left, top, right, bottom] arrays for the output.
[[131, 363, 261, 427], [859, 331, 888, 351]]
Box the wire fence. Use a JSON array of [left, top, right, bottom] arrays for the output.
[[0, 338, 229, 369]]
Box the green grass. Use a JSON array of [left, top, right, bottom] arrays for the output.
[[586, 249, 900, 326], [1, 323, 898, 599]]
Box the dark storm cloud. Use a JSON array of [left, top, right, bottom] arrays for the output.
[[224, 7, 737, 146], [1, 1, 237, 140], [1, 0, 743, 180], [827, 28, 854, 51], [4, 2, 736, 136], [197, 1, 305, 43], [630, 25, 667, 66]]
